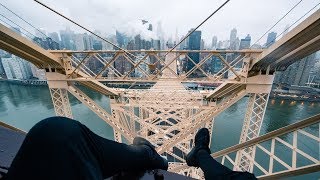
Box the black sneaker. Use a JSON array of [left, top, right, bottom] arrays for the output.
[[186, 128, 211, 167], [133, 137, 168, 170]]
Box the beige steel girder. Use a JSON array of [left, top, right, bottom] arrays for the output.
[[67, 84, 135, 141], [47, 76, 73, 118], [235, 93, 270, 172], [49, 88, 73, 118]]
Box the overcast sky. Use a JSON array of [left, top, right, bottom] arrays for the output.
[[1, 0, 319, 46]]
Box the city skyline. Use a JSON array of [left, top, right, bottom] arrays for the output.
[[1, 0, 319, 45]]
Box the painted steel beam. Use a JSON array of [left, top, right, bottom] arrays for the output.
[[252, 9, 320, 71]]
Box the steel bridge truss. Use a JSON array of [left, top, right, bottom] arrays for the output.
[[215, 114, 320, 179], [49, 88, 73, 118], [49, 50, 261, 83], [236, 93, 270, 172], [170, 114, 320, 179], [45, 50, 275, 179]]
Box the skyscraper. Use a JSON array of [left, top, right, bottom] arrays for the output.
[[185, 30, 201, 75], [33, 37, 60, 50], [60, 27, 75, 50], [48, 32, 60, 43], [265, 32, 277, 48], [152, 39, 161, 50], [229, 28, 237, 50], [134, 35, 141, 50], [2, 55, 33, 80], [239, 34, 251, 50], [211, 36, 217, 49], [275, 53, 317, 86], [0, 57, 5, 77], [93, 41, 103, 50], [83, 33, 93, 50], [148, 24, 153, 31], [74, 33, 85, 50]]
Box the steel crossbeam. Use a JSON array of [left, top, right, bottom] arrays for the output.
[[49, 50, 257, 83]]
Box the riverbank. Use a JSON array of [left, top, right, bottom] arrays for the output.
[[270, 94, 320, 102], [0, 79, 47, 86]]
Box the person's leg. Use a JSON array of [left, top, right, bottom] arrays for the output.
[[196, 150, 232, 179], [5, 117, 167, 180], [92, 131, 168, 178], [186, 128, 257, 180]]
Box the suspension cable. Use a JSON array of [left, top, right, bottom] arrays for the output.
[[166, 0, 230, 54], [0, 13, 37, 40], [0, 3, 51, 41], [34, 0, 137, 58], [251, 0, 302, 47], [264, 2, 320, 48]]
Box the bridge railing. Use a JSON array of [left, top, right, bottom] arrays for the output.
[[170, 114, 320, 179], [213, 113, 320, 179]]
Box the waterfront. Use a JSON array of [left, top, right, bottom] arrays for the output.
[[0, 81, 319, 179]]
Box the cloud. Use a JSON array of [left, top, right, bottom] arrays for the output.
[[117, 20, 158, 40]]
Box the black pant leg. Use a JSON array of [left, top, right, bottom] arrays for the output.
[[5, 117, 152, 180], [197, 150, 232, 179]]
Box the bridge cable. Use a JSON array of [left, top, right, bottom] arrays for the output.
[[264, 1, 320, 48], [251, 0, 302, 48], [0, 13, 38, 41], [0, 19, 34, 41], [34, 0, 138, 58], [165, 0, 230, 55], [34, 0, 230, 88], [0, 3, 54, 44]]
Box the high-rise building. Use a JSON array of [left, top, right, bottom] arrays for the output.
[[265, 32, 277, 48], [35, 28, 46, 39], [275, 53, 317, 86], [93, 40, 103, 50], [30, 63, 46, 80], [148, 24, 153, 31], [185, 29, 201, 75], [235, 37, 240, 50], [33, 37, 60, 50], [83, 33, 93, 50], [152, 39, 161, 50], [239, 34, 251, 50], [127, 40, 135, 50], [74, 34, 85, 50], [200, 39, 205, 50], [2, 55, 33, 80], [229, 28, 237, 50], [60, 27, 75, 50], [211, 36, 217, 49], [48, 32, 60, 43], [134, 35, 141, 50], [0, 57, 5, 77], [116, 31, 129, 48]]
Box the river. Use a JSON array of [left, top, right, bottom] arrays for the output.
[[0, 81, 319, 179]]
